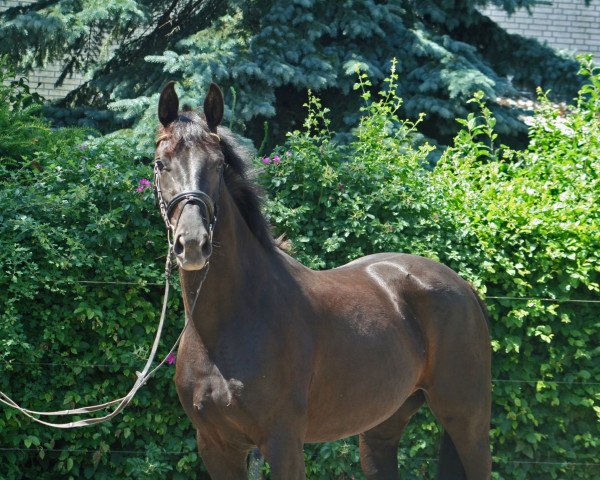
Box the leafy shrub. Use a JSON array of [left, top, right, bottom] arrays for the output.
[[0, 60, 83, 170], [258, 58, 599, 479], [0, 57, 597, 479], [0, 92, 198, 478], [261, 62, 439, 271]]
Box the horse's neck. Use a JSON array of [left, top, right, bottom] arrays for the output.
[[179, 186, 275, 346]]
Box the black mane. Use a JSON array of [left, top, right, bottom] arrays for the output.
[[158, 113, 276, 252], [217, 128, 276, 252]]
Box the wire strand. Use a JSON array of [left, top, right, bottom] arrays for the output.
[[2, 362, 597, 386], [0, 448, 597, 467], [16, 278, 600, 304], [76, 280, 163, 286], [485, 295, 600, 304]]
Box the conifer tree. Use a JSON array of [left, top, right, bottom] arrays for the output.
[[0, 0, 588, 146]]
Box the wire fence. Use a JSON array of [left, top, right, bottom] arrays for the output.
[[1, 360, 598, 386], [51, 277, 600, 304], [0, 447, 597, 469], [2, 278, 597, 469], [2, 283, 598, 388]]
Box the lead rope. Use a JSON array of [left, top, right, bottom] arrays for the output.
[[0, 160, 217, 428], [0, 251, 168, 427], [0, 248, 208, 428]]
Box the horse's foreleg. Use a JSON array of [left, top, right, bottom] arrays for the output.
[[360, 390, 426, 479], [196, 430, 249, 480], [259, 429, 306, 480]]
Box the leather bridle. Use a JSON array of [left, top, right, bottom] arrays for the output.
[[153, 148, 224, 263]]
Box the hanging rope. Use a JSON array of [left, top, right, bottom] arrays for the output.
[[0, 248, 208, 428]]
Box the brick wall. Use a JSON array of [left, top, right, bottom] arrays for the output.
[[2, 1, 599, 100], [19, 66, 87, 101], [1, 0, 87, 100], [481, 1, 600, 58]]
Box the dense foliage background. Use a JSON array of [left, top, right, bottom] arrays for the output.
[[1, 57, 598, 479], [0, 0, 589, 147], [0, 64, 198, 479]]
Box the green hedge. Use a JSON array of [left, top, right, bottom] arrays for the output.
[[0, 65, 197, 479], [258, 61, 598, 479], [1, 59, 598, 479]]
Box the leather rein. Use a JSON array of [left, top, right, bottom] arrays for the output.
[[0, 136, 222, 428]]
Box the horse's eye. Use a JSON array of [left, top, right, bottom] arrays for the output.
[[155, 160, 165, 171]]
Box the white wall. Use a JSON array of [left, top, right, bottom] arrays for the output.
[[481, 0, 600, 58]]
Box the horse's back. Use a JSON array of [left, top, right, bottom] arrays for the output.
[[332, 252, 487, 331], [335, 252, 470, 291]]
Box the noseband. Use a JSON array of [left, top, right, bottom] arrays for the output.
[[165, 190, 216, 225]]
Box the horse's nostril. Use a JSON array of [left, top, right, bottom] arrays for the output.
[[174, 233, 211, 259], [174, 235, 185, 255], [201, 235, 212, 257]]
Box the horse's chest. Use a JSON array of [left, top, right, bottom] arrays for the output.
[[176, 329, 271, 434], [192, 371, 244, 415], [176, 331, 252, 414]]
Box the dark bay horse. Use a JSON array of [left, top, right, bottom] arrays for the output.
[[154, 82, 491, 479]]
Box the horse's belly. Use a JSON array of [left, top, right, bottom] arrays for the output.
[[304, 378, 416, 442], [305, 400, 408, 443], [304, 340, 422, 442]]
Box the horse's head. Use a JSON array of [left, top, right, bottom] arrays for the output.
[[154, 82, 225, 271]]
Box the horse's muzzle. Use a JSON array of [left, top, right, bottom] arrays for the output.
[[172, 204, 212, 271], [173, 230, 211, 270]]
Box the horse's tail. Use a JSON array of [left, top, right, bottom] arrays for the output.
[[437, 431, 467, 480]]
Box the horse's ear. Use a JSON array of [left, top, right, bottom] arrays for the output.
[[158, 81, 179, 127], [204, 83, 224, 132]]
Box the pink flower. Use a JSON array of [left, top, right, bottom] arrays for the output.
[[272, 155, 280, 164], [285, 151, 292, 156], [261, 157, 271, 164], [166, 353, 176, 365], [136, 178, 152, 192]]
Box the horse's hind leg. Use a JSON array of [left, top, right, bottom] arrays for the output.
[[427, 397, 491, 480], [359, 391, 425, 479], [424, 336, 492, 478]]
